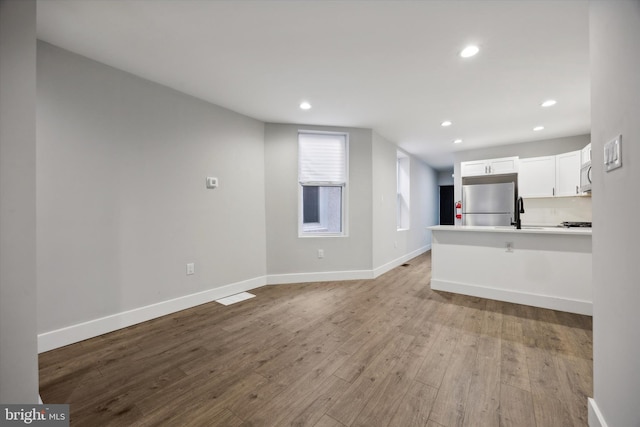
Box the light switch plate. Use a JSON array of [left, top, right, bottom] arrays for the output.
[[604, 135, 622, 172]]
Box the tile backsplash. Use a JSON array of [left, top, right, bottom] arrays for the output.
[[521, 196, 592, 226]]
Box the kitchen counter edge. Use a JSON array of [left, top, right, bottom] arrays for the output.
[[428, 225, 592, 236]]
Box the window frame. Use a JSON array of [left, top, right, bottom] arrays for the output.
[[397, 151, 410, 231], [298, 130, 349, 238]]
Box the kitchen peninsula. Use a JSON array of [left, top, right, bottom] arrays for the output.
[[428, 225, 592, 315]]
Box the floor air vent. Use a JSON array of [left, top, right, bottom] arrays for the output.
[[215, 292, 255, 306]]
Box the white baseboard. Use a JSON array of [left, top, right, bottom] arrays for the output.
[[588, 398, 609, 427], [266, 246, 430, 285], [266, 269, 373, 285], [37, 276, 266, 353], [38, 248, 430, 352], [431, 279, 592, 316], [372, 245, 430, 278]]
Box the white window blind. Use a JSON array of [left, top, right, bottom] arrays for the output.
[[299, 133, 346, 184]]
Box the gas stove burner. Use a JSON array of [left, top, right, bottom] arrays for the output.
[[560, 221, 592, 228]]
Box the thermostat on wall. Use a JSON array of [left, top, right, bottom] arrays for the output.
[[206, 177, 218, 189]]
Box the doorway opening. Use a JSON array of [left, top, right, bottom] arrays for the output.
[[439, 185, 454, 225]]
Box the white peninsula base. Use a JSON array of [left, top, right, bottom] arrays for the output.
[[429, 225, 592, 316]]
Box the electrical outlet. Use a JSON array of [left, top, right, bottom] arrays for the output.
[[186, 263, 195, 275], [318, 249, 324, 259]]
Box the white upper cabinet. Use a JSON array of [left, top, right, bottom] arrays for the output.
[[462, 151, 583, 197], [519, 150, 584, 198], [519, 156, 556, 198], [555, 150, 582, 196], [460, 159, 489, 177], [461, 156, 519, 177], [490, 156, 520, 175]]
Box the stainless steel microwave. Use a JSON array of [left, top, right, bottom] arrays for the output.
[[580, 161, 592, 192]]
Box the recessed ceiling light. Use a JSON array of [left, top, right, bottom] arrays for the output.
[[441, 120, 452, 127], [453, 139, 463, 144], [541, 99, 557, 107], [460, 45, 479, 58], [299, 101, 311, 110], [533, 126, 545, 131]]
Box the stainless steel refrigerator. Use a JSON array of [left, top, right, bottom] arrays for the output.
[[462, 182, 515, 226]]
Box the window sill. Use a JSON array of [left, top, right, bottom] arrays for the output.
[[299, 232, 347, 238]]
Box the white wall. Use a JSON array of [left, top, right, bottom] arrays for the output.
[[264, 124, 373, 276], [520, 196, 592, 226], [589, 1, 640, 426], [371, 132, 437, 270], [37, 43, 267, 334], [0, 0, 39, 403]]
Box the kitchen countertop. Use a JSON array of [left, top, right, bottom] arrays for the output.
[[428, 225, 592, 236]]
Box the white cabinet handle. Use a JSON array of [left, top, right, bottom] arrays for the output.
[[553, 187, 555, 196]]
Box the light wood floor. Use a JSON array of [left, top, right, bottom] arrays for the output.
[[39, 252, 592, 426]]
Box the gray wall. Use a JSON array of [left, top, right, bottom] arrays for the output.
[[0, 0, 39, 403], [371, 132, 397, 268], [453, 134, 590, 201], [438, 170, 454, 186], [264, 124, 373, 274], [37, 42, 440, 348], [590, 1, 640, 426], [371, 132, 438, 269], [408, 152, 439, 254], [37, 42, 267, 333]]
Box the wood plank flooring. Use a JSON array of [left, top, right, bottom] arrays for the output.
[[39, 252, 592, 426]]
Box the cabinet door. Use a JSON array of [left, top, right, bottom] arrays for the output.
[[555, 150, 581, 196], [488, 156, 519, 175], [581, 143, 592, 164], [519, 156, 555, 198], [461, 160, 489, 177]]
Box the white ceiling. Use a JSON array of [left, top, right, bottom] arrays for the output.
[[36, 0, 590, 170]]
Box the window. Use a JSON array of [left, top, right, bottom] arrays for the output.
[[298, 131, 348, 236], [397, 151, 410, 230]]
